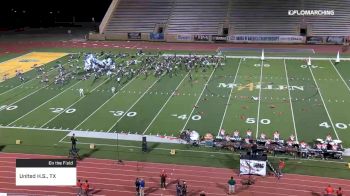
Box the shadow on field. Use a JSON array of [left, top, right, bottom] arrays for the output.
[[311, 192, 322, 196], [0, 145, 5, 152], [148, 143, 160, 153], [79, 148, 100, 160]]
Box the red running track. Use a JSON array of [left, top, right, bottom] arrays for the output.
[[0, 40, 348, 56], [0, 152, 349, 196]]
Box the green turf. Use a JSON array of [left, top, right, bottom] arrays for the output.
[[1, 49, 350, 180], [1, 128, 350, 179]]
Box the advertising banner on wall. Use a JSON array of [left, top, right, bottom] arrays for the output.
[[212, 35, 227, 42], [193, 35, 210, 41], [306, 36, 324, 44], [306, 36, 345, 45], [150, 33, 164, 41], [228, 35, 305, 43], [326, 36, 344, 45], [176, 34, 192, 41], [127, 32, 141, 40]]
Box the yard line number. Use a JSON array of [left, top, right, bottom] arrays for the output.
[[50, 108, 76, 114], [172, 114, 202, 121], [0, 105, 18, 111], [254, 64, 270, 67], [246, 118, 271, 125], [110, 110, 137, 117], [300, 65, 323, 69], [319, 122, 349, 130]]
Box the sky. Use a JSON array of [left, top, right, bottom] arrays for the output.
[[0, 0, 112, 28]]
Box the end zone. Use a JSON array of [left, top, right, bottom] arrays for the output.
[[0, 52, 68, 81]]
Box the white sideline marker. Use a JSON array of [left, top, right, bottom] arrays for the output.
[[336, 51, 340, 63]]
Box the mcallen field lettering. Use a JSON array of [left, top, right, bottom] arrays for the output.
[[218, 83, 304, 91]]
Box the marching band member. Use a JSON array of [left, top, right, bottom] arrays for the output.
[[265, 139, 271, 147], [332, 143, 338, 151], [325, 133, 332, 143], [219, 129, 225, 138], [260, 133, 266, 140], [233, 130, 240, 140], [286, 139, 293, 147], [246, 129, 252, 139], [316, 142, 322, 150], [321, 142, 327, 150], [300, 141, 307, 149], [273, 131, 280, 141], [289, 134, 295, 142]]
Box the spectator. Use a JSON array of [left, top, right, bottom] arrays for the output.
[[76, 179, 82, 196], [82, 180, 90, 196], [199, 190, 206, 196], [278, 159, 286, 177], [336, 187, 343, 196], [325, 184, 334, 196], [176, 180, 182, 196], [227, 176, 236, 195], [71, 133, 77, 151], [135, 178, 140, 196], [160, 169, 167, 189], [182, 181, 188, 196], [139, 178, 145, 196]]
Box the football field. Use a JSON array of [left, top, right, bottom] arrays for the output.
[[1, 52, 350, 147]]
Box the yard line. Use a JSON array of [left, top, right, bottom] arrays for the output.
[[308, 63, 340, 140], [255, 59, 264, 138], [180, 67, 217, 132], [142, 72, 190, 135], [0, 60, 72, 110], [7, 80, 83, 126], [217, 58, 242, 136], [107, 78, 161, 133], [73, 76, 138, 130], [40, 78, 110, 128], [0, 84, 48, 112], [0, 78, 34, 96], [329, 59, 350, 93], [283, 59, 298, 142]]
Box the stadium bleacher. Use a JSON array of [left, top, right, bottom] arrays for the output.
[[303, 0, 350, 36], [167, 0, 228, 35], [101, 0, 350, 37], [104, 0, 173, 34]]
